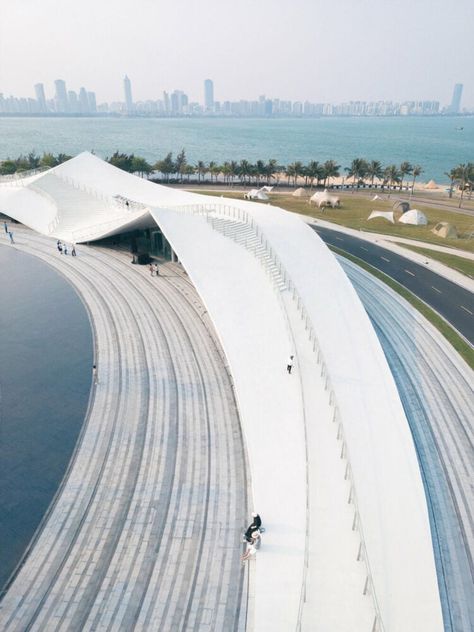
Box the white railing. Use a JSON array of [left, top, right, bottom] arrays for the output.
[[71, 210, 147, 242], [160, 201, 384, 631], [0, 166, 49, 185], [54, 172, 146, 215]]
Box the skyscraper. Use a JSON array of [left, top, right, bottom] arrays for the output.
[[54, 79, 68, 113], [204, 79, 214, 111], [449, 83, 463, 113], [79, 87, 90, 113], [124, 75, 133, 113], [34, 83, 47, 112]]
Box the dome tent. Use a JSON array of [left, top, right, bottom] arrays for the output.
[[425, 180, 439, 190], [431, 222, 458, 239], [398, 210, 428, 225], [292, 187, 307, 197]]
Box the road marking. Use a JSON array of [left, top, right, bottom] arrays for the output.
[[404, 269, 415, 276], [360, 246, 369, 251], [460, 305, 473, 315], [431, 286, 442, 294], [381, 256, 390, 262], [335, 236, 344, 242]]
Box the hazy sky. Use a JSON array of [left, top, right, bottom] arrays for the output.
[[0, 0, 472, 107]]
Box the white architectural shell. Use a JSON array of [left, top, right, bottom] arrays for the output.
[[0, 153, 443, 632]]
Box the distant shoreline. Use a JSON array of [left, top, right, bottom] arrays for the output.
[[0, 113, 473, 120]]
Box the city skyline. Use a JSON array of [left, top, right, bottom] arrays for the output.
[[0, 0, 473, 107], [0, 76, 469, 117]]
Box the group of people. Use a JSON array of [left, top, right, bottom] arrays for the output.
[[3, 221, 14, 244], [241, 513, 263, 562], [149, 263, 159, 277], [57, 240, 76, 256]]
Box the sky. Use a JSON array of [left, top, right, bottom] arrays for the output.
[[0, 0, 472, 107]]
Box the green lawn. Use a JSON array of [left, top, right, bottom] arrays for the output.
[[193, 189, 474, 253], [394, 243, 474, 278]]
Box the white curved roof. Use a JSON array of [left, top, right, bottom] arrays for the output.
[[0, 153, 443, 631]]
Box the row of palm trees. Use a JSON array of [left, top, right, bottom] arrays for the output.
[[108, 150, 427, 192]]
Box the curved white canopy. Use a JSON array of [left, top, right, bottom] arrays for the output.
[[0, 153, 443, 632]]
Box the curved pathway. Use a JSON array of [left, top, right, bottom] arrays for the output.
[[0, 228, 250, 631], [341, 257, 474, 632]]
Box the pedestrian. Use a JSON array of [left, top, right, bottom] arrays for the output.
[[71, 244, 77, 257], [8, 231, 14, 244], [57, 242, 63, 254], [244, 512, 263, 543], [241, 541, 257, 562], [3, 221, 8, 234], [63, 243, 68, 255], [287, 355, 294, 374], [149, 263, 154, 276], [92, 364, 98, 385], [154, 263, 159, 277]]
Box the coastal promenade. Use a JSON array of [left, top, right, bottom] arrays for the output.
[[343, 259, 474, 632], [0, 228, 250, 631]]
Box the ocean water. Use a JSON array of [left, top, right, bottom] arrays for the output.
[[0, 116, 472, 182], [0, 244, 93, 590]]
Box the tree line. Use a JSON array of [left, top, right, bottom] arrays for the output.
[[0, 152, 72, 175], [1, 150, 472, 206], [106, 152, 473, 201]]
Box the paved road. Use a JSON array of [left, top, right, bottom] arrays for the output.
[[312, 225, 474, 345], [342, 258, 474, 632], [0, 229, 250, 631]]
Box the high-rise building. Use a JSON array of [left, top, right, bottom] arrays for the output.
[[79, 87, 90, 113], [204, 79, 214, 111], [449, 83, 463, 113], [68, 90, 79, 113], [34, 83, 47, 112], [54, 79, 68, 113], [124, 75, 133, 113], [88, 92, 97, 113]]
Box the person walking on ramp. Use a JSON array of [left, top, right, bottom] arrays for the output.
[[287, 355, 294, 374]]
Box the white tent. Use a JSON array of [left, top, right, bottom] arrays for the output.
[[310, 189, 340, 208], [293, 187, 307, 197], [244, 186, 273, 200], [432, 222, 458, 239], [368, 210, 394, 223], [398, 209, 428, 225], [425, 180, 439, 190]]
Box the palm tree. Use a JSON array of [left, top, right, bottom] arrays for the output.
[[453, 163, 473, 208], [410, 165, 423, 194], [286, 163, 296, 187], [238, 160, 252, 185], [195, 160, 207, 184], [266, 159, 278, 185], [383, 164, 401, 196], [210, 162, 221, 184], [444, 168, 458, 198], [322, 160, 340, 188], [208, 161, 217, 183], [228, 160, 239, 186], [399, 161, 413, 191], [293, 161, 304, 187], [221, 162, 232, 185], [305, 160, 322, 190], [345, 158, 368, 192], [366, 160, 383, 187]]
